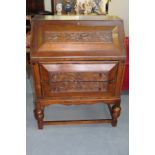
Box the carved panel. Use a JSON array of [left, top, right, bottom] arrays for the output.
[[44, 31, 112, 43], [50, 81, 108, 93], [39, 62, 118, 95], [48, 72, 108, 93], [49, 72, 108, 82]]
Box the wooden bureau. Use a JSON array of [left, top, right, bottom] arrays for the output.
[[30, 15, 126, 129]]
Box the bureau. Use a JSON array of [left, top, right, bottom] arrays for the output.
[[30, 15, 126, 129]]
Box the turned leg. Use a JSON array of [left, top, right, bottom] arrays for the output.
[[111, 104, 121, 127], [34, 107, 44, 129]]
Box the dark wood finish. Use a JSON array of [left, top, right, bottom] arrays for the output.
[[26, 0, 54, 15], [26, 0, 44, 13], [30, 15, 126, 129]]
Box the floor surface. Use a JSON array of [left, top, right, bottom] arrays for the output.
[[26, 78, 129, 155]]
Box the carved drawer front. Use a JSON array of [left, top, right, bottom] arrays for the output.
[[39, 61, 118, 97]]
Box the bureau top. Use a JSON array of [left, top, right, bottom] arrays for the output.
[[31, 15, 126, 61], [32, 15, 121, 21]]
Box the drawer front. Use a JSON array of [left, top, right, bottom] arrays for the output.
[[39, 61, 118, 97]]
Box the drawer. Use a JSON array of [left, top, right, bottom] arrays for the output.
[[39, 61, 118, 97]]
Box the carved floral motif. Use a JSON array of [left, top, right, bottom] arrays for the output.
[[49, 72, 108, 82], [44, 31, 112, 43], [48, 72, 108, 93], [50, 81, 108, 92]]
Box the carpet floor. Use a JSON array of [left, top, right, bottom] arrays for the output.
[[26, 78, 129, 155]]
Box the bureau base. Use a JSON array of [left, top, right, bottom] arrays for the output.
[[34, 103, 121, 129]]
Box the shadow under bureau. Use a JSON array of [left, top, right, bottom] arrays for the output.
[[30, 15, 126, 129]]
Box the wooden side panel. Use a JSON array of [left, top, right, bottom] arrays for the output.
[[115, 61, 126, 96], [31, 63, 42, 97]]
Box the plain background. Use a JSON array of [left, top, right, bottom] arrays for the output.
[[0, 0, 155, 155]]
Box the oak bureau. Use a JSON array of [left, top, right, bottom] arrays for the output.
[[30, 15, 126, 129]]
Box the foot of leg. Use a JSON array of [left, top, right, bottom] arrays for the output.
[[111, 120, 117, 127], [111, 105, 121, 127], [34, 108, 44, 129]]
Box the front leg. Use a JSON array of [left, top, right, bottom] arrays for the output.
[[34, 105, 44, 129], [111, 104, 121, 127]]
